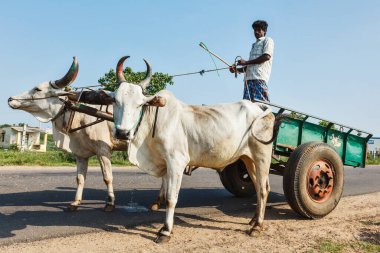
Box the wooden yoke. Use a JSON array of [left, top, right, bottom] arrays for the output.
[[65, 90, 114, 125], [64, 91, 166, 126], [67, 90, 114, 105]]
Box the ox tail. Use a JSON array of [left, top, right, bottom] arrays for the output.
[[251, 106, 285, 145]]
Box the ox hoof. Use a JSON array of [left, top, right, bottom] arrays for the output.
[[66, 204, 79, 212], [104, 204, 115, 212], [150, 203, 160, 211], [154, 234, 171, 244], [247, 225, 263, 237]]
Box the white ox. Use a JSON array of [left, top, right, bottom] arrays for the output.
[[7, 57, 132, 211], [107, 56, 277, 243]]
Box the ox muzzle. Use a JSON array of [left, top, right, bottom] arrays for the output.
[[8, 97, 20, 109], [115, 128, 133, 141]]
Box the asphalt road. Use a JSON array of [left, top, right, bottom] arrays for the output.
[[0, 165, 379, 246]]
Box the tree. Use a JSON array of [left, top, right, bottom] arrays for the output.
[[98, 67, 173, 95]]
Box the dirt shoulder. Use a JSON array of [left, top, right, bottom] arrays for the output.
[[1, 192, 379, 253]]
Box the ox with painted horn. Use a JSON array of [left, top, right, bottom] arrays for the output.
[[104, 56, 277, 243], [8, 57, 163, 212]]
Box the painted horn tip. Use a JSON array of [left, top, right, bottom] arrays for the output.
[[139, 58, 152, 91], [116, 56, 130, 83], [50, 56, 79, 89], [118, 56, 130, 64], [142, 58, 152, 69]]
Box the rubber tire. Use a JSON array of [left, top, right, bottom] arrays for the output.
[[283, 142, 344, 219], [219, 159, 256, 197]]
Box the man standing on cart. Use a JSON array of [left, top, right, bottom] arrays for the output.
[[230, 20, 274, 102]]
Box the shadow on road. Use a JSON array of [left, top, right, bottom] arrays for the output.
[[0, 187, 298, 242]]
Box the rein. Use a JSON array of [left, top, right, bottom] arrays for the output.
[[11, 93, 71, 101]]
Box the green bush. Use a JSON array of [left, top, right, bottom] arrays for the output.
[[367, 156, 380, 165]]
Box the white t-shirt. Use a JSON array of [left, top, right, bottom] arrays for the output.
[[244, 36, 274, 83]]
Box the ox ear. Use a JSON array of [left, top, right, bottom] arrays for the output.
[[144, 96, 166, 107]]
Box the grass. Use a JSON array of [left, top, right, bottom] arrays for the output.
[[367, 156, 380, 165], [318, 240, 345, 253], [0, 149, 132, 166], [315, 239, 380, 253]]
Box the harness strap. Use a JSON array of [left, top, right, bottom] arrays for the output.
[[11, 93, 71, 101], [49, 98, 68, 122], [131, 107, 144, 131], [152, 107, 159, 138], [127, 106, 145, 139]]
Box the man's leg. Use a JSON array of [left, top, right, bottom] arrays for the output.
[[253, 80, 270, 102], [243, 80, 254, 101]]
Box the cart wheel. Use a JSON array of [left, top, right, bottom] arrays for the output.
[[219, 159, 256, 197], [283, 142, 344, 219]]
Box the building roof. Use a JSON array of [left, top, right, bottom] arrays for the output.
[[10, 126, 42, 133]]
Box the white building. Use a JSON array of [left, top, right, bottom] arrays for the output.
[[368, 137, 380, 157], [0, 125, 48, 152]]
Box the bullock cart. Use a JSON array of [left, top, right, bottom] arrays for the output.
[[66, 94, 372, 219], [219, 101, 372, 219]]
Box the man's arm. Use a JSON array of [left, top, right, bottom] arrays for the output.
[[229, 54, 270, 73], [238, 54, 271, 66]]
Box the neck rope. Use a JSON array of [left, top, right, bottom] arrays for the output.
[[114, 106, 145, 140]]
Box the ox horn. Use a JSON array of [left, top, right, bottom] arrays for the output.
[[50, 56, 79, 89], [116, 56, 130, 83], [138, 59, 152, 92]]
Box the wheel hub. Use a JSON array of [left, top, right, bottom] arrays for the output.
[[237, 166, 251, 183], [306, 160, 334, 202]]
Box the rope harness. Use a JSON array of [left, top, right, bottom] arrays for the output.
[[10, 93, 71, 101]]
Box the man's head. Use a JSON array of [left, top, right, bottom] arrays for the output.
[[252, 20, 268, 39]]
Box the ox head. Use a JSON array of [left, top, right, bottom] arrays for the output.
[[109, 56, 165, 140], [8, 57, 79, 122]]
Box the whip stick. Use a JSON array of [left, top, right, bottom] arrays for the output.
[[199, 42, 231, 67]]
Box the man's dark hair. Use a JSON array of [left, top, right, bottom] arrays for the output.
[[252, 20, 268, 32]]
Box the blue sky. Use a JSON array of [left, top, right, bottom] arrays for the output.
[[1, 0, 379, 135]]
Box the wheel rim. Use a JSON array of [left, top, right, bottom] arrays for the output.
[[306, 160, 334, 203]]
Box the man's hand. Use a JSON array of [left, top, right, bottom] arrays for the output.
[[237, 59, 247, 66], [229, 65, 237, 73]]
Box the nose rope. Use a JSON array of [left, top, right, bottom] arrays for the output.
[[10, 93, 71, 101]]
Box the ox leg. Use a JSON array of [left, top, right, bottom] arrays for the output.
[[155, 163, 184, 244], [67, 157, 88, 212], [246, 157, 271, 237], [242, 159, 259, 226], [151, 176, 167, 211], [97, 154, 115, 212]]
